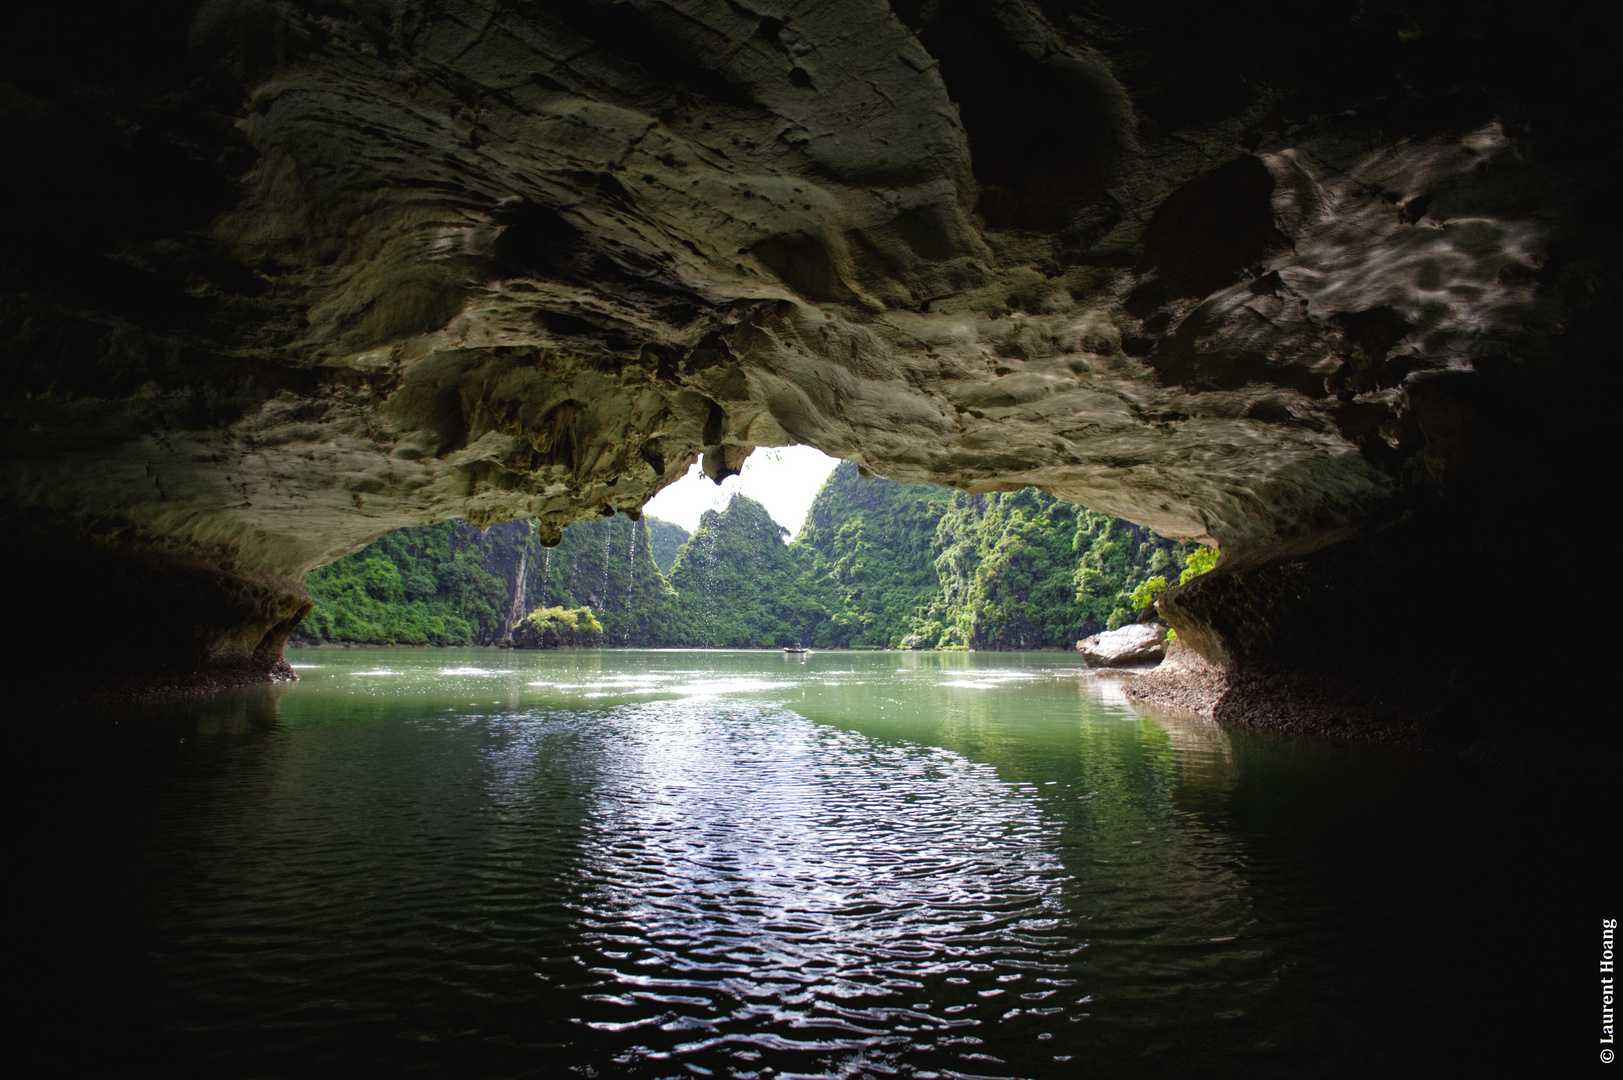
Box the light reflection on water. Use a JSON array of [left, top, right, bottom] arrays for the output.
[[35, 648, 1576, 1077], [559, 699, 1075, 1076]]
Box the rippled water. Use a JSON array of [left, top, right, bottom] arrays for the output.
[[29, 649, 1593, 1076]]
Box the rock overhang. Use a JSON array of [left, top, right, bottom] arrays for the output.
[[0, 0, 1614, 713]]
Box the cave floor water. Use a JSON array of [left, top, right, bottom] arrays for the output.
[[28, 648, 1597, 1077]]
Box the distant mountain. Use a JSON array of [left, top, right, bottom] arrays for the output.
[[666, 496, 820, 648], [294, 514, 677, 647], [533, 513, 680, 647], [792, 462, 955, 648], [296, 464, 1207, 649], [294, 519, 521, 646], [919, 488, 1187, 649], [644, 517, 689, 573]]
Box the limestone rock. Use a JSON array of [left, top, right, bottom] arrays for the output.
[[512, 607, 603, 650], [1123, 640, 1230, 718], [1077, 624, 1167, 667], [0, 0, 1613, 740]]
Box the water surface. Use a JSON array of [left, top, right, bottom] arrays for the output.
[[31, 649, 1587, 1076]]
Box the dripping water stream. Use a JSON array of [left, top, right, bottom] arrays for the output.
[[623, 517, 637, 646]]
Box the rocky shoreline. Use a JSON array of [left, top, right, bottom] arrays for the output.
[[1121, 645, 1563, 774], [1121, 642, 1229, 717], [26, 658, 299, 711], [1124, 645, 1442, 748]]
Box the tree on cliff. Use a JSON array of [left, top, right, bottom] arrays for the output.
[[533, 514, 680, 646], [297, 470, 1200, 650], [667, 496, 826, 647], [915, 490, 1197, 648], [792, 462, 955, 648]]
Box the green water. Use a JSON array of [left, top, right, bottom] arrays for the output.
[[26, 648, 1595, 1076]]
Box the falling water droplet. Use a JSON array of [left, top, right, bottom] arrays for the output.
[[703, 516, 719, 648], [601, 525, 613, 620], [540, 547, 550, 609], [624, 516, 636, 646], [503, 549, 528, 639]]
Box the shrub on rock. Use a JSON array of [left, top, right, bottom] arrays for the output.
[[513, 606, 603, 649]]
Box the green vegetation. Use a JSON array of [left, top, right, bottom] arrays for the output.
[[512, 606, 603, 648], [297, 462, 1215, 650], [917, 488, 1196, 648], [296, 513, 678, 647], [1131, 576, 1169, 612], [645, 518, 690, 573], [666, 496, 827, 647], [1180, 545, 1220, 584], [533, 514, 681, 646], [1162, 544, 1221, 643], [794, 463, 956, 648], [298, 521, 505, 645]]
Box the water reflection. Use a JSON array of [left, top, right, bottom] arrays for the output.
[[31, 648, 1585, 1077], [555, 698, 1079, 1076]]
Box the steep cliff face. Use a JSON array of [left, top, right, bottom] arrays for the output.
[[2, 2, 1614, 725]]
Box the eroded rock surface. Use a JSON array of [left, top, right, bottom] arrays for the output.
[[1077, 623, 1164, 667], [2, 2, 1614, 722]]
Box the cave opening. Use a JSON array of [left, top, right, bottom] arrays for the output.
[[4, 0, 1613, 1072]]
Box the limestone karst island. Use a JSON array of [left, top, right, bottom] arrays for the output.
[[4, 2, 1610, 1075]]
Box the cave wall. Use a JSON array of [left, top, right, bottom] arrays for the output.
[[1, 1, 1615, 720]]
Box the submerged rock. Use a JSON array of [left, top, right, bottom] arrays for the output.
[[1077, 624, 1167, 667]]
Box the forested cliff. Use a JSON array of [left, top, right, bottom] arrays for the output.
[[296, 463, 1206, 649]]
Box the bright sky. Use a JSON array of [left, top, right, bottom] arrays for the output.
[[641, 445, 842, 539]]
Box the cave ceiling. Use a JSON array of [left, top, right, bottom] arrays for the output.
[[1, 0, 1613, 581]]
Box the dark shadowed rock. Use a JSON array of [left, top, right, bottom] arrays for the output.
[[0, 1, 1614, 753]]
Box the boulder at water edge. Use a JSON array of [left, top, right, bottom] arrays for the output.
[[1077, 625, 1168, 668], [512, 607, 604, 650]]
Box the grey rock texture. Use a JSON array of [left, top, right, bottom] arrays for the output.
[[1123, 640, 1229, 718], [1, 1, 1614, 731], [1076, 623, 1165, 667]]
